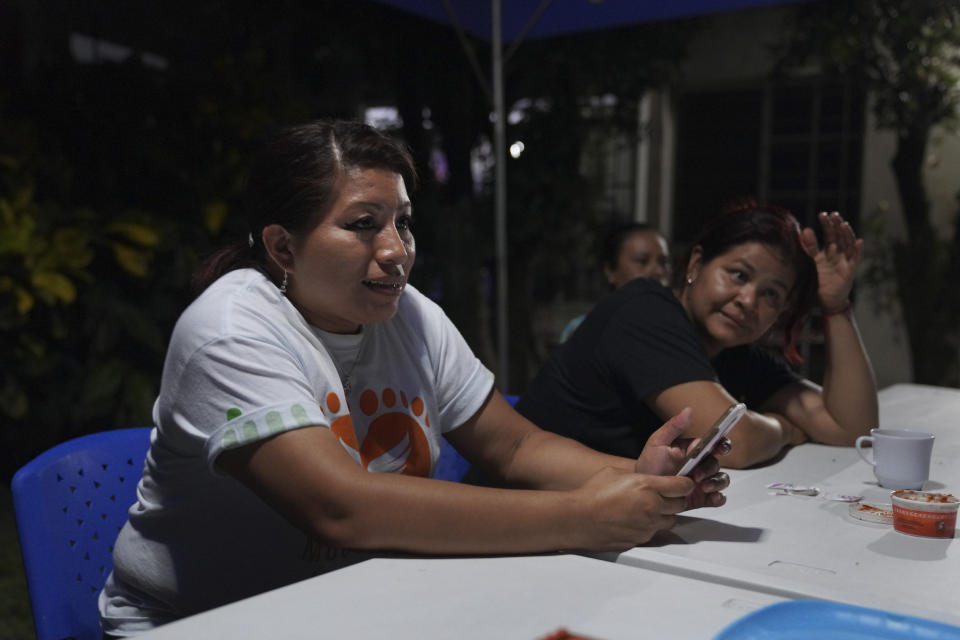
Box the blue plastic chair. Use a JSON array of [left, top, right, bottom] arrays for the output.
[[435, 438, 472, 481], [434, 394, 519, 481], [11, 427, 153, 640]]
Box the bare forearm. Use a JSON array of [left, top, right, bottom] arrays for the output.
[[722, 412, 796, 468], [221, 427, 594, 556], [319, 474, 584, 554], [225, 402, 696, 559], [452, 392, 634, 491], [820, 309, 878, 443], [490, 429, 634, 490], [302, 465, 690, 555]]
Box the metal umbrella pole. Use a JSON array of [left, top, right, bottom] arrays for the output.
[[492, 0, 509, 390]]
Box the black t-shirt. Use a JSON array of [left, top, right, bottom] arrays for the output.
[[517, 278, 800, 459]]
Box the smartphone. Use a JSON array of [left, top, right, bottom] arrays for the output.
[[676, 403, 746, 476]]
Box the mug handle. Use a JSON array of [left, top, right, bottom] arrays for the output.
[[855, 435, 875, 466]]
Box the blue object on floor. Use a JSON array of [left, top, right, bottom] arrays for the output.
[[713, 600, 960, 639], [11, 427, 153, 640]]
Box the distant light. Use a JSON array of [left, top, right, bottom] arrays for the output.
[[509, 141, 525, 158], [365, 106, 403, 130], [70, 33, 168, 69], [508, 98, 532, 124]]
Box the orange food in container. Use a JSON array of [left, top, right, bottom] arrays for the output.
[[890, 490, 958, 538]]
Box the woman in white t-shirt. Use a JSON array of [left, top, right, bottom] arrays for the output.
[[99, 120, 730, 636]]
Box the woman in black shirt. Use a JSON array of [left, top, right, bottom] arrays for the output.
[[519, 200, 878, 468]]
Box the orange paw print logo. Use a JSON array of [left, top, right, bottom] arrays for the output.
[[325, 387, 432, 477], [358, 387, 432, 477], [325, 392, 359, 460]]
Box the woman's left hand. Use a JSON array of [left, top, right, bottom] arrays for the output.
[[800, 211, 864, 314], [635, 407, 731, 508]]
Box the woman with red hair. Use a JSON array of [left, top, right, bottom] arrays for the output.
[[518, 200, 878, 468]]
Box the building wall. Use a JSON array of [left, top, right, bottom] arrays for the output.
[[857, 109, 960, 387], [856, 106, 913, 388], [926, 122, 960, 233]]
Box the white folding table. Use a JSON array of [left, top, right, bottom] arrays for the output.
[[134, 554, 786, 640], [608, 384, 960, 626]]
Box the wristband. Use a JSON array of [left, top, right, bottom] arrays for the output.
[[822, 300, 852, 319]]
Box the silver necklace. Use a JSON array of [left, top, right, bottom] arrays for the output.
[[333, 330, 368, 395]]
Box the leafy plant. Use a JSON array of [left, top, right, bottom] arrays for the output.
[[0, 123, 171, 475], [779, 0, 960, 385]]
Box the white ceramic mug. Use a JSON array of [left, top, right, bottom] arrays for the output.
[[855, 428, 935, 490]]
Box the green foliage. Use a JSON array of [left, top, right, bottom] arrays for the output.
[[0, 0, 435, 478], [872, 204, 960, 386], [507, 20, 694, 266], [0, 0, 699, 460], [780, 0, 960, 385], [0, 9, 304, 479], [0, 167, 93, 316], [781, 0, 960, 133], [495, 22, 695, 383], [0, 487, 33, 640], [0, 119, 174, 467]]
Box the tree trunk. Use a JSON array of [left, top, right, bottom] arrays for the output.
[[893, 236, 959, 386], [890, 125, 960, 385], [891, 125, 931, 244]]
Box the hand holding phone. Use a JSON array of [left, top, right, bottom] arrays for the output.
[[676, 403, 745, 476]]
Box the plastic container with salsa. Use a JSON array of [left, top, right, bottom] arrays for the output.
[[890, 489, 958, 538]]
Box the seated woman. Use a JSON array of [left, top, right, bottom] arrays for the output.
[[98, 120, 729, 636], [517, 200, 878, 468], [559, 222, 671, 342]]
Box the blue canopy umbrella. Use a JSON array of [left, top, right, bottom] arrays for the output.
[[375, 0, 805, 389]]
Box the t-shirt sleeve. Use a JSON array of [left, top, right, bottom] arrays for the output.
[[158, 335, 333, 474], [713, 344, 802, 408], [417, 297, 494, 433], [600, 290, 718, 401]]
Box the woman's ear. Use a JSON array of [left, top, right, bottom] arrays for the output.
[[262, 224, 295, 272], [685, 246, 704, 284], [602, 264, 616, 286]]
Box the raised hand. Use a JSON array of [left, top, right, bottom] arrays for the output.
[[799, 211, 864, 314]]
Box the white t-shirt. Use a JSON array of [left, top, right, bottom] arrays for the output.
[[99, 269, 493, 635]]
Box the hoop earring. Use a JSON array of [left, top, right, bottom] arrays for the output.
[[279, 271, 289, 295]]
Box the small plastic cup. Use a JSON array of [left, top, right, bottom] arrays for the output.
[[890, 490, 958, 538]]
